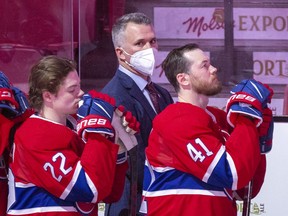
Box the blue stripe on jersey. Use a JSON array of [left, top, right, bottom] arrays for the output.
[[143, 164, 224, 193], [9, 185, 75, 211], [65, 168, 94, 202], [206, 152, 234, 189]]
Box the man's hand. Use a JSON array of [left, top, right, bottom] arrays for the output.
[[112, 105, 140, 164]]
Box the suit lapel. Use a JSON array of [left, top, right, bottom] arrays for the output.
[[154, 85, 171, 112], [117, 71, 156, 120], [129, 86, 156, 120]]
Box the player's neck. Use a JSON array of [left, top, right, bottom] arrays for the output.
[[178, 92, 208, 109], [39, 108, 67, 125]]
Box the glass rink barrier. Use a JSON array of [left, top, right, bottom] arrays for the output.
[[1, 0, 288, 215], [236, 116, 288, 216], [0, 0, 76, 92]]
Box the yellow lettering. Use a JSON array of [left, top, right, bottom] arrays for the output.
[[236, 202, 243, 212], [251, 203, 260, 214]]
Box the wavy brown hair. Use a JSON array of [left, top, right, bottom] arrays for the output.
[[28, 55, 76, 111]]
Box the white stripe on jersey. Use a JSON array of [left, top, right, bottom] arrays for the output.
[[8, 206, 77, 215], [226, 152, 238, 190], [202, 145, 226, 183], [84, 170, 98, 203], [60, 161, 82, 199], [143, 188, 227, 198], [15, 182, 35, 187]]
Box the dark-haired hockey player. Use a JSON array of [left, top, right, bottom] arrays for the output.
[[141, 44, 273, 216]]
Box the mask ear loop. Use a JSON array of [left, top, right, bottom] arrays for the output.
[[120, 48, 132, 56], [124, 59, 134, 68], [120, 48, 135, 69]]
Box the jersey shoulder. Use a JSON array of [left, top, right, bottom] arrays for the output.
[[206, 106, 229, 130], [16, 115, 76, 150], [154, 103, 212, 133]]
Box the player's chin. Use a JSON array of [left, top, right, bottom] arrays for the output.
[[75, 100, 81, 108], [72, 103, 79, 112]]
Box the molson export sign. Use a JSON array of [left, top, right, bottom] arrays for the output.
[[253, 52, 288, 84], [154, 7, 288, 84], [152, 51, 288, 85], [154, 7, 288, 40]]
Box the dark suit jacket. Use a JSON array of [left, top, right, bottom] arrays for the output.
[[102, 69, 174, 190]]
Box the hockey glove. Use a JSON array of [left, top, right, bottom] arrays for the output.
[[262, 83, 274, 104], [230, 79, 272, 107], [0, 72, 19, 118], [12, 87, 34, 123], [257, 83, 274, 154], [258, 107, 273, 154], [12, 87, 30, 115], [226, 79, 271, 127], [112, 105, 140, 164], [77, 90, 115, 141]]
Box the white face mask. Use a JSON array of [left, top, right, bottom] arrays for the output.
[[122, 48, 157, 76]]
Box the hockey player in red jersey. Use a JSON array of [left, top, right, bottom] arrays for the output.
[[0, 71, 32, 216], [7, 56, 139, 216], [140, 43, 273, 216]]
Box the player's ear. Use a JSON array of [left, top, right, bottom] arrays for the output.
[[42, 90, 53, 103], [176, 73, 190, 87]]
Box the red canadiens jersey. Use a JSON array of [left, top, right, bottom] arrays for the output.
[[7, 114, 126, 216], [0, 114, 14, 156], [0, 114, 16, 216], [141, 103, 266, 216]]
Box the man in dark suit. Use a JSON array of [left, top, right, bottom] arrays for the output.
[[102, 12, 174, 215]]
